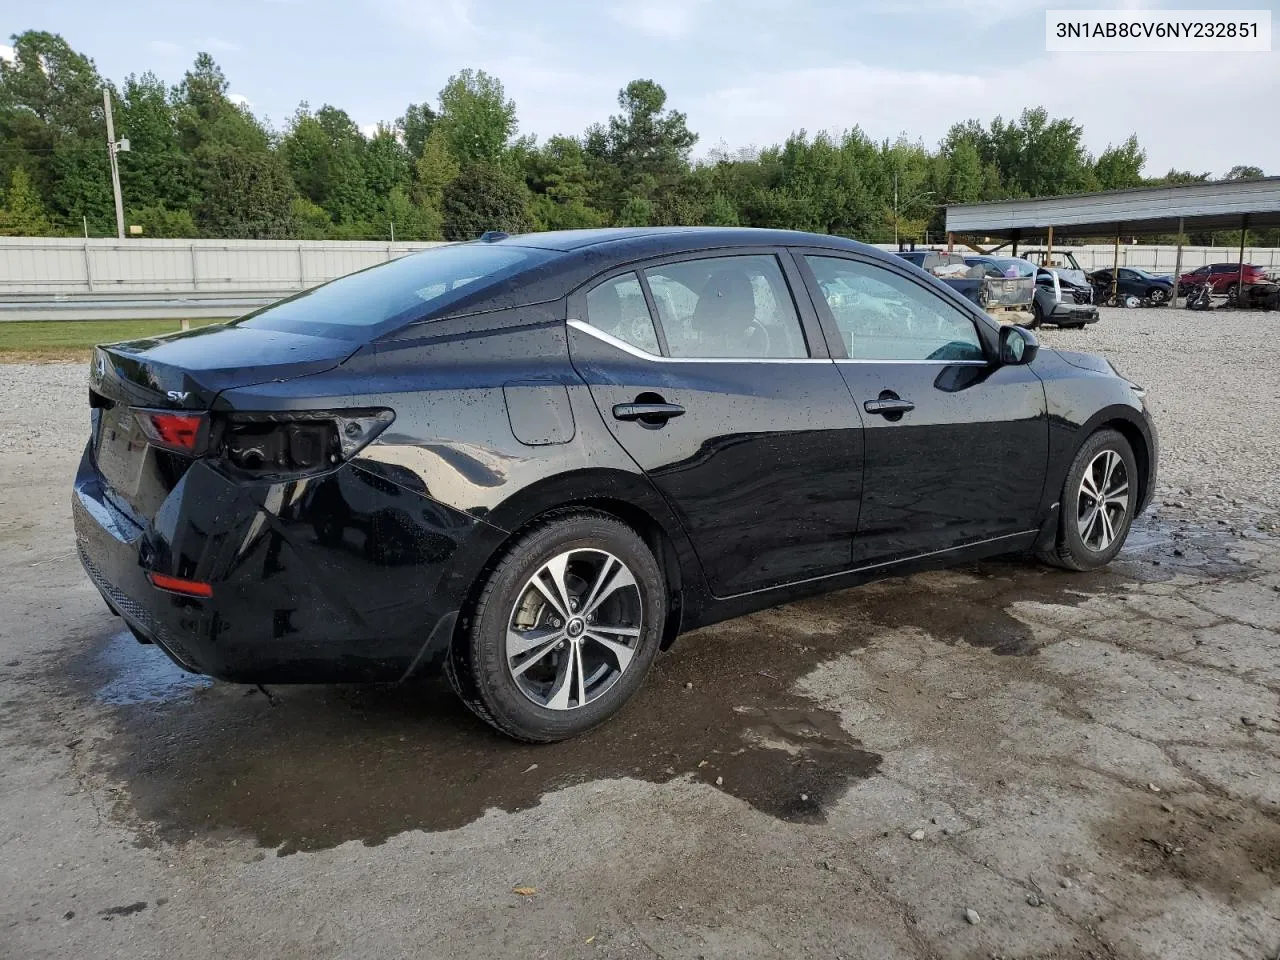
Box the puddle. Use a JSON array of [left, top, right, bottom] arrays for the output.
[[88, 630, 212, 705], [65, 515, 1257, 854]]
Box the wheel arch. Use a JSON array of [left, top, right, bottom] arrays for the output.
[[1077, 405, 1155, 513], [455, 469, 704, 657]]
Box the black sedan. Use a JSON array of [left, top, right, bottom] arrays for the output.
[[75, 228, 1157, 742], [1089, 268, 1174, 306]]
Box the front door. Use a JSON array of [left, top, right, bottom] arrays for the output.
[[567, 251, 864, 597], [797, 252, 1049, 565]]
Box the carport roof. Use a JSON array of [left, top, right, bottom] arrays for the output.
[[945, 176, 1280, 240]]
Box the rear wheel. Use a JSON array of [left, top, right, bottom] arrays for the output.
[[1027, 299, 1044, 329], [1038, 429, 1137, 571], [448, 511, 666, 742], [1148, 286, 1169, 306]]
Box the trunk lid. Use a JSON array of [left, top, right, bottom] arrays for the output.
[[88, 324, 357, 520]]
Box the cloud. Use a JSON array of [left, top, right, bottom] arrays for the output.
[[147, 40, 183, 56], [359, 122, 380, 138], [0, 44, 14, 64], [609, 0, 709, 38], [374, 0, 477, 42], [227, 93, 253, 108], [689, 52, 1275, 178], [206, 37, 242, 53]]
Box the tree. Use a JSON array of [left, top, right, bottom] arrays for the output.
[[437, 69, 516, 166], [281, 103, 374, 225], [441, 162, 530, 240], [197, 150, 297, 238], [412, 126, 459, 211], [127, 203, 197, 238], [1094, 135, 1146, 191], [1224, 164, 1264, 180], [397, 102, 437, 159], [117, 72, 194, 212], [587, 79, 696, 215], [0, 167, 53, 235]]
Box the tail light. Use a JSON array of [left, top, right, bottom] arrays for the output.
[[216, 409, 394, 479], [134, 410, 208, 454]]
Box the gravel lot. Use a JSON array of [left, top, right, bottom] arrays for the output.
[[1, 306, 1278, 960]]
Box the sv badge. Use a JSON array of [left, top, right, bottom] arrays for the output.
[[167, 390, 191, 402]]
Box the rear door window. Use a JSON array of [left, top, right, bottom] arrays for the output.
[[642, 255, 809, 358], [583, 273, 662, 355]]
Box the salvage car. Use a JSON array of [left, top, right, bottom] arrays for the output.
[[75, 228, 1156, 742], [1032, 268, 1099, 328], [894, 249, 986, 307], [1088, 268, 1173, 306]]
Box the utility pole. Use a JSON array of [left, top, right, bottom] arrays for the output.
[[893, 170, 899, 247], [103, 89, 129, 239]]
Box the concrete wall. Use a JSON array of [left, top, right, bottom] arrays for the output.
[[0, 238, 447, 297], [1, 237, 1276, 301]]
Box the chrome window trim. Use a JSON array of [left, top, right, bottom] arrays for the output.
[[566, 318, 831, 364], [835, 358, 990, 366]]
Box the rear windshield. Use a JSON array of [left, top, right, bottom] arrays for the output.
[[976, 258, 1035, 278], [231, 244, 553, 340]]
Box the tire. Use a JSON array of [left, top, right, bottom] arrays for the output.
[[1037, 428, 1138, 571], [1148, 287, 1169, 306], [1027, 299, 1044, 329], [448, 510, 666, 742]]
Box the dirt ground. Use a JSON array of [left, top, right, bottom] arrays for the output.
[[2, 307, 1278, 960]]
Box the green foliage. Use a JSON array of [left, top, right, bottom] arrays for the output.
[[441, 163, 530, 240], [126, 203, 198, 238], [437, 69, 517, 166], [397, 102, 437, 159], [1094, 135, 1146, 191], [1, 30, 1269, 244], [197, 150, 297, 238], [0, 167, 53, 235]]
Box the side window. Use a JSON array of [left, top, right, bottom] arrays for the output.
[[804, 256, 986, 363], [641, 255, 807, 359], [1118, 268, 1138, 280], [584, 273, 661, 355]]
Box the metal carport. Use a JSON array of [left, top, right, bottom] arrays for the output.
[[945, 177, 1280, 302]]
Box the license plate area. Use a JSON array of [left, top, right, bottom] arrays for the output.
[[94, 406, 148, 501]]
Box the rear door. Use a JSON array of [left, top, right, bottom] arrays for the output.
[[796, 251, 1048, 565], [566, 250, 865, 597]]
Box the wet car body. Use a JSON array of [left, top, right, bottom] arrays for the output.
[[75, 227, 1156, 696]]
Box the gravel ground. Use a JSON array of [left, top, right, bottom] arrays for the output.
[[2, 307, 1279, 960], [1037, 306, 1280, 528]]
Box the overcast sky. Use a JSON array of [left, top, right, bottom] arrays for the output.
[[4, 0, 1277, 177]]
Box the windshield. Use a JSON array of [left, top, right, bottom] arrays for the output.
[[968, 257, 1034, 278], [231, 244, 554, 340]]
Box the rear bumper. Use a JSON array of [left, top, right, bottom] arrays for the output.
[[73, 443, 506, 683]]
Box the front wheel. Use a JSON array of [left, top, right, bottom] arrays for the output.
[[1148, 287, 1169, 306], [1038, 429, 1138, 571], [449, 511, 666, 742]]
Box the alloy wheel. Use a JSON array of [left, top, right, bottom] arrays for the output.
[[505, 548, 643, 710], [1077, 450, 1130, 552]]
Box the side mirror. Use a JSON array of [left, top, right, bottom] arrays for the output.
[[999, 324, 1039, 365]]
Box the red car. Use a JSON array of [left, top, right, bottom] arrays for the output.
[[1177, 263, 1269, 293]]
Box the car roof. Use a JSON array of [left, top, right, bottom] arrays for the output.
[[400, 227, 988, 328]]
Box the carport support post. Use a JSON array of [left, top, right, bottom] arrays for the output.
[[1237, 215, 1249, 307], [1111, 229, 1121, 301], [1010, 229, 1020, 258], [1171, 217, 1185, 304], [1045, 226, 1054, 263]]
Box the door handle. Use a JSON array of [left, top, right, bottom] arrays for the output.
[[863, 397, 915, 416], [612, 402, 685, 423]]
